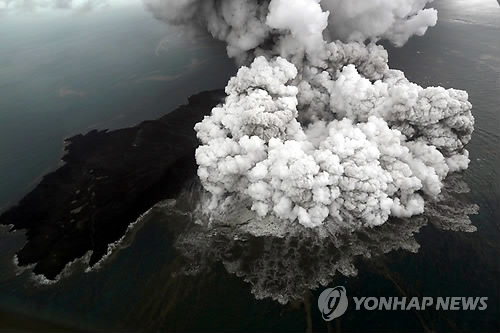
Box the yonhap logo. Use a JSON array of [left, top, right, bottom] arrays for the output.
[[318, 286, 488, 321], [318, 286, 349, 321]]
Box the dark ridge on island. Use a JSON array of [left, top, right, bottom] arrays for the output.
[[0, 89, 225, 280]]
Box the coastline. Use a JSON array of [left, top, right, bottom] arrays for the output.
[[0, 89, 225, 280]]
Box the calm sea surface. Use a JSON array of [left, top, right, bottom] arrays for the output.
[[0, 6, 236, 209], [0, 1, 498, 331]]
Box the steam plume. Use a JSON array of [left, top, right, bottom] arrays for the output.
[[146, 0, 473, 232]]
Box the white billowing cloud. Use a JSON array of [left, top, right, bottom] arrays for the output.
[[143, 0, 439, 59], [324, 65, 473, 159], [266, 0, 329, 57], [146, 0, 474, 233], [322, 0, 438, 46], [195, 56, 473, 231]]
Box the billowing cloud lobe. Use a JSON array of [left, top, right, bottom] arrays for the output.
[[145, 0, 474, 233]]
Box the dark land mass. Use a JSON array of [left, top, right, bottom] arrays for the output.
[[0, 89, 225, 280]]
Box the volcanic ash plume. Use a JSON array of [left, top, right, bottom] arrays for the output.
[[145, 0, 474, 232], [171, 174, 477, 304]]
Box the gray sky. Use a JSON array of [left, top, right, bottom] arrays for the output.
[[0, 0, 141, 13]]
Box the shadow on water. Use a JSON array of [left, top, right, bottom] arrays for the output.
[[73, 173, 489, 332], [1, 171, 493, 332]]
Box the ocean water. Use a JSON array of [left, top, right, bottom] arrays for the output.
[[0, 1, 499, 331], [0, 6, 237, 209]]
